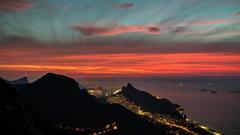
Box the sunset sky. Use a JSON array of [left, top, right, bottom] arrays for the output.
[[0, 0, 240, 80]]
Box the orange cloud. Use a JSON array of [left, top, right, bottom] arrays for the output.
[[70, 24, 160, 36], [191, 19, 228, 26]]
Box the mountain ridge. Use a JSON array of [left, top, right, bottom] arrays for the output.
[[7, 76, 29, 85], [17, 73, 169, 134], [120, 82, 183, 119]]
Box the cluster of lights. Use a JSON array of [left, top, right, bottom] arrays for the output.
[[108, 95, 192, 134], [107, 94, 222, 135], [52, 122, 118, 135], [108, 95, 143, 114], [87, 89, 103, 97]]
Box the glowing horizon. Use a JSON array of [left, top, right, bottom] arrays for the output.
[[1, 52, 240, 80]]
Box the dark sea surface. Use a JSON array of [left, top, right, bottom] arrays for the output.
[[78, 77, 240, 135]]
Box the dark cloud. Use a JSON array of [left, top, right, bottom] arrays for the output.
[[171, 26, 186, 33], [1, 36, 240, 55], [84, 5, 91, 9], [0, 35, 52, 49], [70, 25, 111, 36], [0, 0, 32, 12], [113, 3, 134, 9], [148, 26, 160, 33], [234, 11, 240, 16]]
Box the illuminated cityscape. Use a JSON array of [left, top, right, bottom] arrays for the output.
[[107, 91, 222, 135]]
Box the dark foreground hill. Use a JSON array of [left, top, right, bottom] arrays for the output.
[[0, 78, 40, 135], [1, 73, 222, 135], [17, 73, 169, 135]]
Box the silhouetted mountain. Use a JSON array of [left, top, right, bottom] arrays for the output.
[[119, 83, 183, 118], [18, 73, 169, 134], [0, 78, 40, 135], [7, 76, 29, 85], [78, 83, 87, 89]]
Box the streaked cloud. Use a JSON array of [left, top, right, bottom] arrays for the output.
[[1, 36, 240, 55], [35, 3, 69, 10], [170, 26, 186, 33], [0, 0, 32, 12], [0, 53, 240, 78], [190, 19, 228, 26], [234, 11, 240, 16], [70, 24, 160, 36], [113, 3, 134, 9]]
